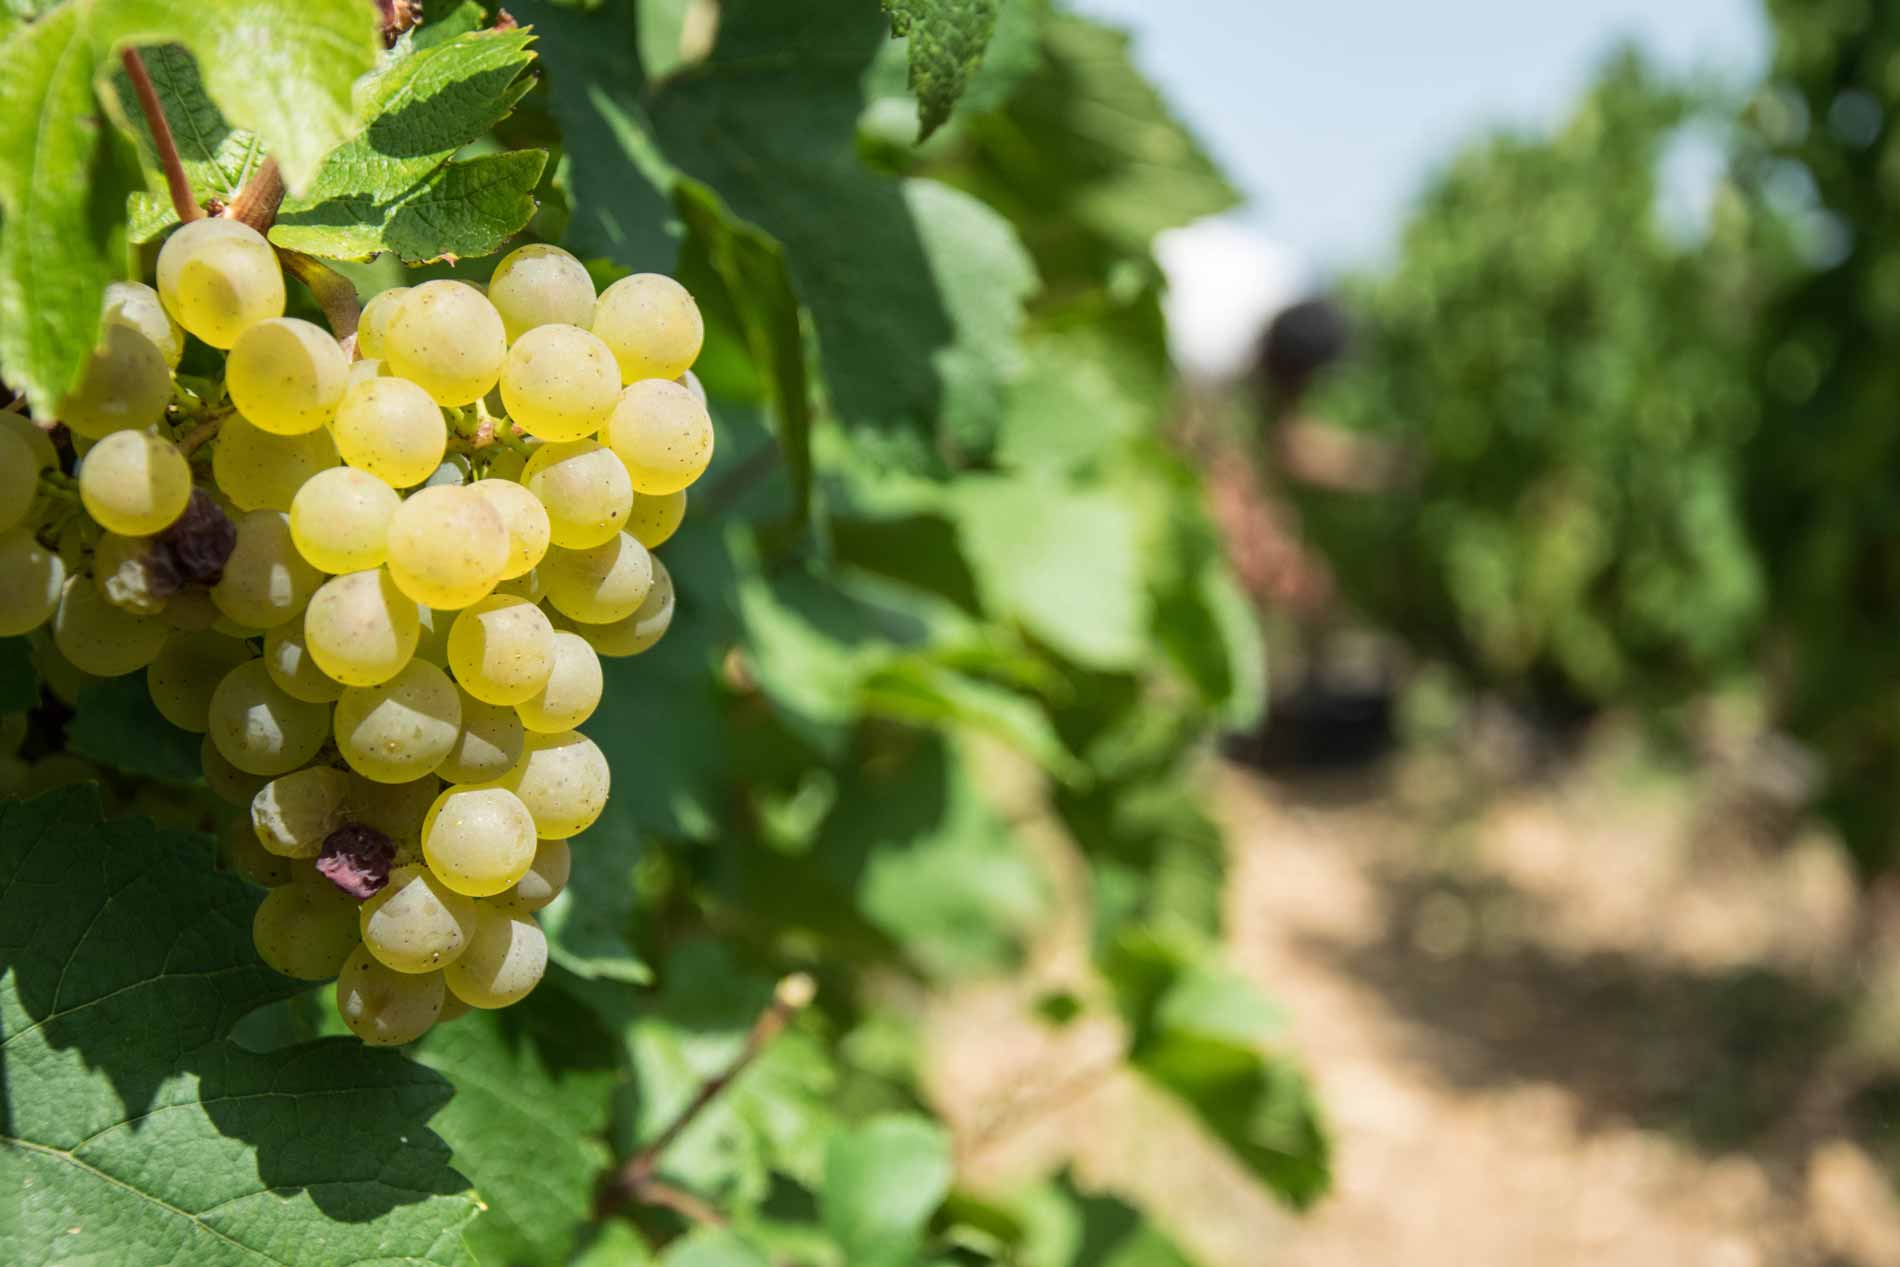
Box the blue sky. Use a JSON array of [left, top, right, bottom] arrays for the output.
[[1070, 0, 1769, 273]]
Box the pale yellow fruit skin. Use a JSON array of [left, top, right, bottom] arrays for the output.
[[78, 431, 192, 536], [592, 273, 703, 384], [356, 286, 412, 358], [254, 878, 360, 980], [60, 324, 172, 440], [334, 659, 462, 784], [489, 243, 596, 340], [146, 631, 253, 732], [499, 324, 620, 441], [420, 784, 538, 897], [571, 557, 674, 658], [211, 510, 323, 632], [499, 729, 610, 839], [384, 280, 507, 406], [438, 693, 526, 785], [604, 378, 715, 496], [53, 576, 168, 677], [332, 377, 448, 490], [226, 317, 349, 435], [542, 533, 654, 625], [359, 864, 477, 974], [447, 594, 555, 706], [385, 485, 509, 611], [103, 280, 184, 368], [156, 218, 285, 348], [207, 660, 334, 777], [264, 612, 347, 703], [346, 772, 442, 858], [516, 631, 602, 733], [0, 528, 65, 636], [444, 908, 547, 1009], [336, 944, 446, 1044], [522, 440, 632, 550], [303, 569, 422, 688], [491, 838, 570, 914], [471, 478, 551, 579], [251, 765, 351, 859], [291, 466, 402, 575], [627, 490, 687, 550], [214, 414, 339, 513]]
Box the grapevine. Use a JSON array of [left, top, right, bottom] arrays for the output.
[[2, 197, 708, 1044]]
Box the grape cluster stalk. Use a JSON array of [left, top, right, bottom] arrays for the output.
[[0, 222, 712, 1044]]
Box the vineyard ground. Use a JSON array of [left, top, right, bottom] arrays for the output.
[[928, 720, 1900, 1266]]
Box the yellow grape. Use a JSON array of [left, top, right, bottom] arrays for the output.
[[627, 490, 687, 550], [522, 439, 632, 549], [207, 660, 334, 777], [604, 378, 714, 495], [498, 323, 620, 441], [499, 729, 609, 839], [541, 532, 653, 625], [210, 510, 323, 631], [333, 659, 462, 783], [438, 692, 526, 785], [225, 317, 349, 434], [491, 838, 570, 914], [332, 376, 448, 489], [444, 908, 547, 1009], [254, 876, 360, 980], [145, 631, 253, 732], [251, 765, 351, 858], [345, 772, 441, 860], [591, 273, 703, 384], [470, 478, 550, 580], [420, 783, 537, 897], [359, 864, 476, 973], [213, 413, 339, 513], [0, 427, 39, 534], [356, 286, 411, 358], [383, 280, 507, 406], [53, 576, 168, 676], [446, 594, 555, 706], [572, 557, 674, 658], [385, 485, 509, 610], [77, 430, 192, 536], [488, 243, 595, 340], [336, 943, 445, 1044], [290, 466, 402, 573], [156, 218, 285, 348], [103, 280, 184, 368], [222, 817, 295, 887], [0, 527, 65, 636], [263, 611, 346, 703], [93, 532, 170, 615], [59, 324, 173, 439], [303, 568, 421, 688], [516, 630, 603, 733]]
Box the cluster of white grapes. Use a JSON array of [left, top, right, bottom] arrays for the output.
[[0, 216, 712, 1044]]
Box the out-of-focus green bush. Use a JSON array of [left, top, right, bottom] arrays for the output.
[[1297, 54, 1784, 715]]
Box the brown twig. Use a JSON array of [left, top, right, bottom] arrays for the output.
[[278, 251, 363, 347], [596, 973, 816, 1220], [174, 410, 230, 458], [122, 49, 204, 225], [225, 157, 286, 232]]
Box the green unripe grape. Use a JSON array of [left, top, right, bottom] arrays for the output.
[[254, 877, 360, 980], [53, 576, 168, 676], [604, 378, 714, 496], [59, 323, 172, 440], [201, 733, 270, 806], [498, 729, 609, 839], [491, 837, 570, 914], [0, 529, 64, 636], [356, 286, 411, 359], [264, 611, 347, 703], [626, 490, 686, 550], [515, 630, 602, 733], [160, 588, 222, 631], [385, 485, 509, 611], [332, 377, 448, 489], [483, 443, 532, 483], [207, 660, 333, 777], [334, 658, 461, 783], [591, 272, 703, 384], [145, 631, 253, 732], [383, 280, 507, 406], [155, 217, 285, 348], [421, 783, 537, 896], [488, 243, 595, 340], [438, 692, 525, 785], [542, 533, 654, 625], [291, 466, 401, 574], [226, 317, 349, 435], [78, 430, 193, 536], [336, 943, 445, 1044], [522, 439, 632, 549], [303, 568, 421, 688], [573, 557, 673, 658], [470, 478, 550, 580], [0, 425, 47, 534], [443, 907, 547, 1009], [211, 510, 323, 631], [251, 765, 351, 859], [222, 817, 294, 887], [359, 863, 476, 974], [213, 413, 339, 513], [499, 323, 620, 441], [447, 594, 555, 706], [103, 280, 184, 368]]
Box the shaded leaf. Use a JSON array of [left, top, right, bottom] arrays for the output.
[[822, 1114, 953, 1267], [0, 637, 37, 713], [113, 43, 263, 240], [66, 672, 201, 783]]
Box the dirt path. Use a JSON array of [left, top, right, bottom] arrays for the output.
[[928, 735, 1900, 1266]]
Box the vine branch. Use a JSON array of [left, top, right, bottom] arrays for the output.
[[279, 251, 363, 348], [596, 973, 816, 1220], [121, 48, 204, 225], [225, 158, 286, 232]]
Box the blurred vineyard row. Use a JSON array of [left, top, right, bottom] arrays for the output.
[[1227, 3, 1900, 873]]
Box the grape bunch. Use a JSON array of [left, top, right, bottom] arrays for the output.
[[0, 218, 711, 1045]]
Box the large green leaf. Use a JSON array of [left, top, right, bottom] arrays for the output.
[[0, 787, 479, 1266], [416, 987, 618, 1266], [882, 0, 1001, 141], [65, 672, 202, 783], [112, 42, 263, 240], [274, 28, 545, 262], [821, 1115, 953, 1267], [0, 637, 37, 713], [543, 794, 653, 985]]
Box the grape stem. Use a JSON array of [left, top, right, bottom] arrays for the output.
[[121, 48, 205, 225], [225, 158, 286, 232], [279, 250, 362, 348], [595, 973, 817, 1221], [174, 410, 229, 458]]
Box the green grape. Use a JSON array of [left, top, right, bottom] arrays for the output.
[[499, 323, 620, 441], [495, 566, 546, 604], [573, 557, 674, 658], [0, 528, 64, 636], [415, 605, 452, 666], [499, 729, 609, 839], [471, 478, 550, 580], [213, 413, 339, 512], [359, 863, 476, 973], [356, 286, 411, 359], [264, 611, 347, 703], [77, 430, 193, 536], [254, 877, 361, 980], [604, 378, 714, 496], [251, 765, 351, 858], [103, 280, 184, 368], [446, 594, 555, 706], [522, 439, 632, 549], [542, 533, 654, 625], [491, 837, 570, 914], [443, 907, 547, 1009], [3, 414, 57, 470], [332, 376, 448, 489], [93, 533, 170, 615], [226, 316, 350, 436], [202, 733, 270, 806], [385, 485, 509, 610], [420, 784, 537, 897], [383, 280, 507, 406], [59, 323, 173, 440], [155, 217, 285, 348], [488, 243, 595, 341], [591, 273, 703, 384], [145, 630, 252, 732], [54, 576, 168, 676], [211, 510, 323, 631], [627, 490, 686, 550], [0, 425, 46, 533], [516, 631, 602, 733], [483, 442, 531, 483], [303, 568, 421, 688], [208, 660, 333, 776], [334, 659, 461, 783], [336, 943, 445, 1044], [346, 772, 441, 862], [290, 466, 401, 574], [222, 817, 295, 887], [438, 692, 525, 785], [161, 588, 223, 631]]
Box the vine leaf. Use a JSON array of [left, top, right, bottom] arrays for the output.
[[274, 28, 546, 263], [0, 787, 480, 1267], [821, 1115, 953, 1267], [112, 43, 264, 241], [882, 0, 1001, 141]]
